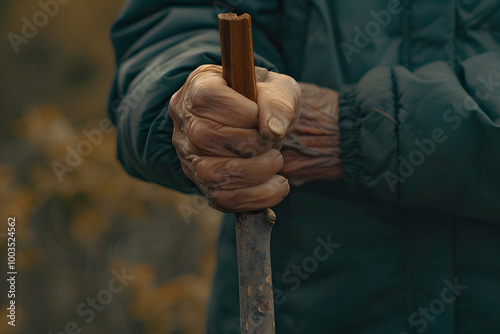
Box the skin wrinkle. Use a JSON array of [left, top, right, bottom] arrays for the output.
[[280, 82, 343, 185], [171, 65, 343, 202], [196, 156, 276, 190], [170, 64, 297, 212]]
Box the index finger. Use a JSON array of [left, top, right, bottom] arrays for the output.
[[187, 66, 259, 129]]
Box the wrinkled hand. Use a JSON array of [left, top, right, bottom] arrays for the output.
[[169, 65, 300, 212], [280, 83, 343, 185]]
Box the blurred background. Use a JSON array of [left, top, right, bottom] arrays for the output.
[[0, 1, 222, 333]]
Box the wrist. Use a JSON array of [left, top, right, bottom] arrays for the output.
[[280, 82, 343, 185]]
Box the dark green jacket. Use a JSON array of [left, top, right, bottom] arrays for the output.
[[109, 1, 500, 333]]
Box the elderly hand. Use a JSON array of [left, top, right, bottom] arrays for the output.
[[169, 65, 301, 212]]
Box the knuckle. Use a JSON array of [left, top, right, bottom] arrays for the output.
[[219, 189, 242, 210], [171, 128, 189, 157], [187, 119, 205, 148], [262, 154, 279, 174], [169, 101, 178, 120], [193, 158, 210, 183], [196, 64, 221, 74], [266, 184, 282, 201], [172, 120, 193, 155], [169, 90, 181, 112], [184, 65, 222, 106], [255, 66, 269, 82], [171, 130, 182, 150], [192, 80, 213, 106], [188, 64, 219, 82], [197, 160, 223, 186], [218, 160, 243, 185], [269, 96, 296, 116], [169, 98, 185, 123], [224, 159, 244, 174], [209, 189, 235, 212], [198, 159, 242, 189], [268, 176, 288, 196], [234, 135, 270, 157]]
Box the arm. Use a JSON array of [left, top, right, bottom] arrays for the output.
[[108, 1, 284, 194], [338, 52, 500, 224], [280, 83, 343, 185]]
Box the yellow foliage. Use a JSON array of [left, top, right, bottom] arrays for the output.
[[2, 1, 222, 333]]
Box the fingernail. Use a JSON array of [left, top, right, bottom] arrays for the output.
[[282, 178, 290, 196], [267, 117, 286, 136], [276, 153, 284, 171]]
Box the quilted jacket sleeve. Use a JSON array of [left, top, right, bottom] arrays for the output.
[[108, 0, 284, 193], [339, 52, 500, 224]]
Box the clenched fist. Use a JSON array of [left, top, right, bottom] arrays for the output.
[[169, 65, 300, 212]]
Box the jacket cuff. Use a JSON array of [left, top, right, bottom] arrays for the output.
[[338, 85, 365, 193], [338, 67, 400, 204]]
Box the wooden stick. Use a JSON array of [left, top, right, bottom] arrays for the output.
[[219, 13, 258, 102], [219, 13, 276, 334]]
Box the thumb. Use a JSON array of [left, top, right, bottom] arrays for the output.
[[257, 72, 301, 141]]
